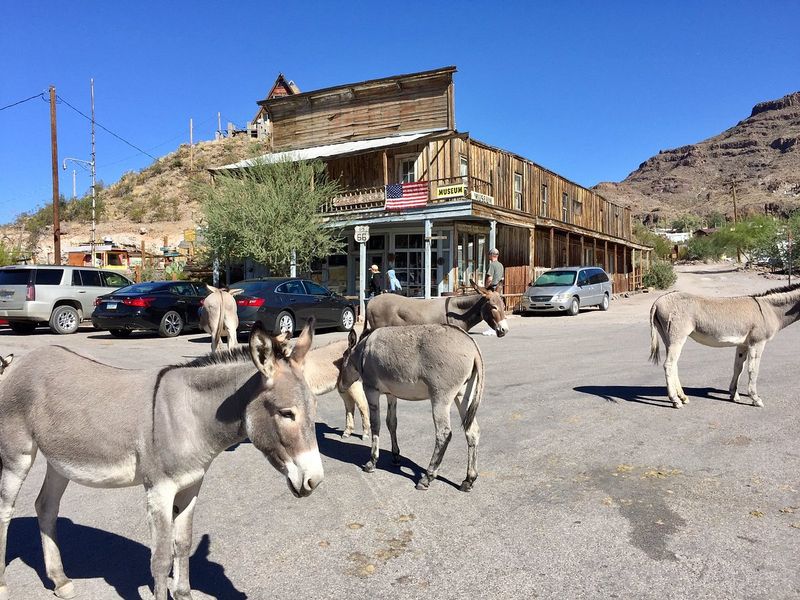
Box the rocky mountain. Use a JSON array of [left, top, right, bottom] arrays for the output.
[[595, 91, 800, 223]]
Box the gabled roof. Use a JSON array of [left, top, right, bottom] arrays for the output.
[[253, 73, 300, 122]]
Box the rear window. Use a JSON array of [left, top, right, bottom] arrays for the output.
[[78, 270, 103, 287], [115, 282, 169, 294], [0, 269, 32, 285], [590, 269, 609, 284], [533, 271, 577, 287], [102, 272, 131, 288], [233, 281, 271, 296], [34, 269, 64, 285]]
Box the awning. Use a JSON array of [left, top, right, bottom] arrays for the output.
[[210, 129, 446, 171]]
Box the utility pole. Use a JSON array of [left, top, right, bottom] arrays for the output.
[[72, 170, 76, 198], [90, 78, 97, 264], [49, 85, 61, 265], [189, 117, 194, 170], [789, 229, 793, 286], [217, 112, 221, 136], [732, 180, 741, 263]]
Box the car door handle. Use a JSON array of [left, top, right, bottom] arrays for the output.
[[78, 291, 87, 294]]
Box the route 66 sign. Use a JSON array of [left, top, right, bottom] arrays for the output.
[[354, 225, 370, 244]]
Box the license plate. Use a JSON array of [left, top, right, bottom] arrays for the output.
[[106, 302, 117, 310]]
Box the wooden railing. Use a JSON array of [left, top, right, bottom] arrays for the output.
[[322, 177, 494, 214]]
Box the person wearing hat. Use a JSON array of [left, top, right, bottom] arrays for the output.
[[368, 264, 384, 297], [485, 248, 504, 292]]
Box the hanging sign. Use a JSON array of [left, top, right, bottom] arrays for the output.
[[434, 184, 466, 199]]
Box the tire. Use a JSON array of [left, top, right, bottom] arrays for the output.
[[338, 307, 355, 332], [158, 311, 184, 337], [9, 321, 37, 335], [109, 328, 132, 338], [49, 305, 81, 335], [275, 311, 295, 335], [599, 293, 610, 311], [567, 297, 580, 317]]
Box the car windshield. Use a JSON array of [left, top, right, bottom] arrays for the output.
[[533, 271, 577, 287], [114, 282, 169, 294]]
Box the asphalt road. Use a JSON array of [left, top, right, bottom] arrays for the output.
[[1, 265, 798, 599]]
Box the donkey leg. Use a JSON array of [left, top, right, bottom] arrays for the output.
[[417, 397, 453, 491], [729, 345, 747, 402], [386, 395, 401, 465], [663, 337, 687, 408], [350, 381, 372, 440], [454, 392, 481, 492], [746, 341, 767, 407], [171, 480, 203, 600], [35, 464, 74, 599], [340, 389, 356, 438], [0, 444, 37, 600], [145, 483, 177, 600], [362, 387, 382, 473]]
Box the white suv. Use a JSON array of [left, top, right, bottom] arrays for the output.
[[0, 265, 132, 334]]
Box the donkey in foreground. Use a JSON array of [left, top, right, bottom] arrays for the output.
[[0, 320, 323, 600], [366, 279, 509, 337], [649, 283, 800, 408], [338, 324, 484, 492], [199, 285, 241, 353]]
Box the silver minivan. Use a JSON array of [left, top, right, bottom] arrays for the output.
[[0, 265, 132, 334], [521, 266, 612, 316]]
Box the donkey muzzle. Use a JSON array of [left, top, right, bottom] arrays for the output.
[[285, 450, 324, 498]]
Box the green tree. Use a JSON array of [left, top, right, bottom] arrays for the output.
[[670, 214, 703, 232], [0, 239, 23, 266], [195, 159, 344, 274], [714, 216, 779, 265], [633, 223, 671, 259]]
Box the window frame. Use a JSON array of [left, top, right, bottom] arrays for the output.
[[513, 172, 523, 211], [562, 192, 570, 222], [395, 154, 418, 184], [540, 183, 549, 215]]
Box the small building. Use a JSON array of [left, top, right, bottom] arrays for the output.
[[215, 67, 651, 306]]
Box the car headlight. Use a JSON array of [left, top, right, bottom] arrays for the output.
[[553, 292, 571, 301]]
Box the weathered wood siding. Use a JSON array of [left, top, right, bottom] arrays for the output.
[[266, 73, 453, 151]]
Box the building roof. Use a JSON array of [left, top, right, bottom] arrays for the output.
[[211, 129, 447, 171]]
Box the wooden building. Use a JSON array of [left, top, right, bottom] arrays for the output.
[[218, 67, 651, 307]]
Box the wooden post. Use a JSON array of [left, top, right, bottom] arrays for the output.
[[565, 232, 570, 266], [604, 240, 609, 272], [49, 86, 61, 265], [593, 238, 598, 266], [549, 227, 555, 268], [580, 235, 584, 266], [382, 150, 389, 185]]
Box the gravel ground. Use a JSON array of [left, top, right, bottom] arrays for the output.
[[1, 263, 798, 600]]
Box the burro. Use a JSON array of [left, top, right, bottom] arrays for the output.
[[0, 319, 323, 600]]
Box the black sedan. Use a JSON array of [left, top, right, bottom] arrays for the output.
[[92, 280, 209, 337], [232, 277, 355, 335]]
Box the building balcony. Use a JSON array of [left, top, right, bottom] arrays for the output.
[[322, 176, 494, 214]]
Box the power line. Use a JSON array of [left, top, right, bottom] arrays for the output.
[[56, 94, 157, 161], [0, 92, 46, 112]]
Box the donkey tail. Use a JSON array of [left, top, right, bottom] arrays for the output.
[[649, 301, 661, 365], [213, 288, 225, 351], [462, 352, 484, 430]]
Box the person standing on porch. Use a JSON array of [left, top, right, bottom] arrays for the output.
[[485, 248, 504, 293], [368, 264, 384, 297]]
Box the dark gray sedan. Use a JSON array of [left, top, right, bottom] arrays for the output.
[[232, 277, 356, 334]]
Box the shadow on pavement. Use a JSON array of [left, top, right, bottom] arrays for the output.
[[315, 422, 462, 491], [573, 385, 730, 407], [7, 518, 246, 599]]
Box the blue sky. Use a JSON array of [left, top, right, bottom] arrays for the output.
[[1, 1, 798, 224]]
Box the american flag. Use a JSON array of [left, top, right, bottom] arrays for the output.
[[385, 181, 428, 211]]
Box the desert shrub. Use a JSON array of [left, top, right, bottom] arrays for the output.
[[686, 236, 724, 261], [125, 198, 147, 223], [633, 223, 671, 259], [643, 260, 677, 289]]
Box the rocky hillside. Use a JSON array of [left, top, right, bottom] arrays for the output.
[[595, 91, 800, 223], [3, 135, 269, 262]]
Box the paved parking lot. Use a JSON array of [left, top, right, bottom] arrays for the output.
[[1, 265, 799, 599]]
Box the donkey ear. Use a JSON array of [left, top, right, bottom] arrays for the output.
[[290, 317, 315, 366], [0, 354, 12, 369], [249, 324, 276, 383], [347, 328, 358, 349], [274, 331, 292, 357], [206, 284, 219, 293], [470, 278, 487, 296]]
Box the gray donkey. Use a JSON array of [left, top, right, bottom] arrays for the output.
[[338, 324, 484, 492], [0, 320, 323, 600], [366, 279, 509, 337], [199, 285, 241, 353], [649, 283, 800, 408]]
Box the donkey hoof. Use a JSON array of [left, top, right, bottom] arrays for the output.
[[391, 454, 401, 466], [362, 462, 376, 473], [671, 401, 682, 409], [342, 429, 352, 438], [459, 480, 474, 492], [361, 432, 370, 441], [0, 584, 9, 600], [753, 398, 764, 408], [54, 581, 76, 599], [415, 480, 430, 491]]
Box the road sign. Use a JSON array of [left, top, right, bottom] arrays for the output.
[[354, 225, 370, 244]]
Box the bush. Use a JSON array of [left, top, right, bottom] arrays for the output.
[[686, 236, 724, 261], [643, 260, 677, 289]]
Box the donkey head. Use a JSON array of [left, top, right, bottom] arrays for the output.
[[337, 328, 363, 393], [247, 318, 323, 498], [470, 279, 509, 337]]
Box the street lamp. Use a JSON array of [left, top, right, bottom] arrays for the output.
[[62, 156, 96, 265]]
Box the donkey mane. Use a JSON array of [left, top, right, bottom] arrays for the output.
[[182, 345, 253, 369], [752, 282, 800, 302]]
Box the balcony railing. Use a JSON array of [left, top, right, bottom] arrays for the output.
[[322, 176, 494, 214]]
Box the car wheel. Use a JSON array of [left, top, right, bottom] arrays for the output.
[[49, 305, 81, 334], [275, 311, 295, 335], [339, 307, 355, 332], [9, 321, 37, 335], [159, 311, 184, 337], [109, 328, 132, 338], [567, 297, 580, 316], [600, 293, 610, 311]]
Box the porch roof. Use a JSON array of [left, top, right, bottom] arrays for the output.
[[211, 129, 446, 171]]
